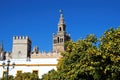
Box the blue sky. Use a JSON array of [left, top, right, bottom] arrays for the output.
[[0, 0, 120, 52]]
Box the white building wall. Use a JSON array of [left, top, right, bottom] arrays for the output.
[[0, 58, 58, 78]]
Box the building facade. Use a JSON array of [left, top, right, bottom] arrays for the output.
[[0, 10, 70, 78]]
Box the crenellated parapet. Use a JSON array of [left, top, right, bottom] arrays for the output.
[[13, 36, 31, 43], [31, 51, 61, 58], [13, 36, 29, 40]]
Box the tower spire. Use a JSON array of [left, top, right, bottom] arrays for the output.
[[0, 41, 3, 52], [58, 9, 65, 25], [58, 9, 66, 32]]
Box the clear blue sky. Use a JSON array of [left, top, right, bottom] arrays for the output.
[[0, 0, 120, 52]]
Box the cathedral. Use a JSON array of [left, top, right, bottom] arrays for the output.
[[0, 10, 70, 78]]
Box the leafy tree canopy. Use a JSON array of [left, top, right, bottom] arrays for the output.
[[0, 72, 40, 80], [14, 72, 39, 80], [41, 27, 120, 80]]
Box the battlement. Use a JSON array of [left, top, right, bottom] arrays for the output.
[[13, 36, 29, 40], [12, 36, 31, 59], [31, 51, 61, 58]]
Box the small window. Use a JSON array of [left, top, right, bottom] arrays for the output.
[[33, 70, 38, 76], [3, 71, 7, 78], [17, 70, 22, 74], [18, 51, 21, 55], [60, 38, 63, 42]]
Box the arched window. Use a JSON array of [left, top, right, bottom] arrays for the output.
[[54, 40, 57, 44], [59, 27, 62, 31], [60, 38, 63, 42], [57, 37, 59, 43], [61, 38, 63, 42], [63, 27, 65, 31]]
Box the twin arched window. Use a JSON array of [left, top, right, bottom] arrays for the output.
[[54, 37, 63, 44]]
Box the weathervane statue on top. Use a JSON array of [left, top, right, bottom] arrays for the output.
[[59, 9, 64, 18], [59, 9, 63, 14], [58, 9, 65, 25]]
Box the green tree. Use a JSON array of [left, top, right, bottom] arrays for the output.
[[57, 34, 99, 80], [14, 72, 39, 80], [99, 27, 120, 80], [0, 75, 14, 80], [41, 69, 59, 80], [41, 27, 120, 80]]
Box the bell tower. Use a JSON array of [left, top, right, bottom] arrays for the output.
[[53, 10, 70, 52]]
